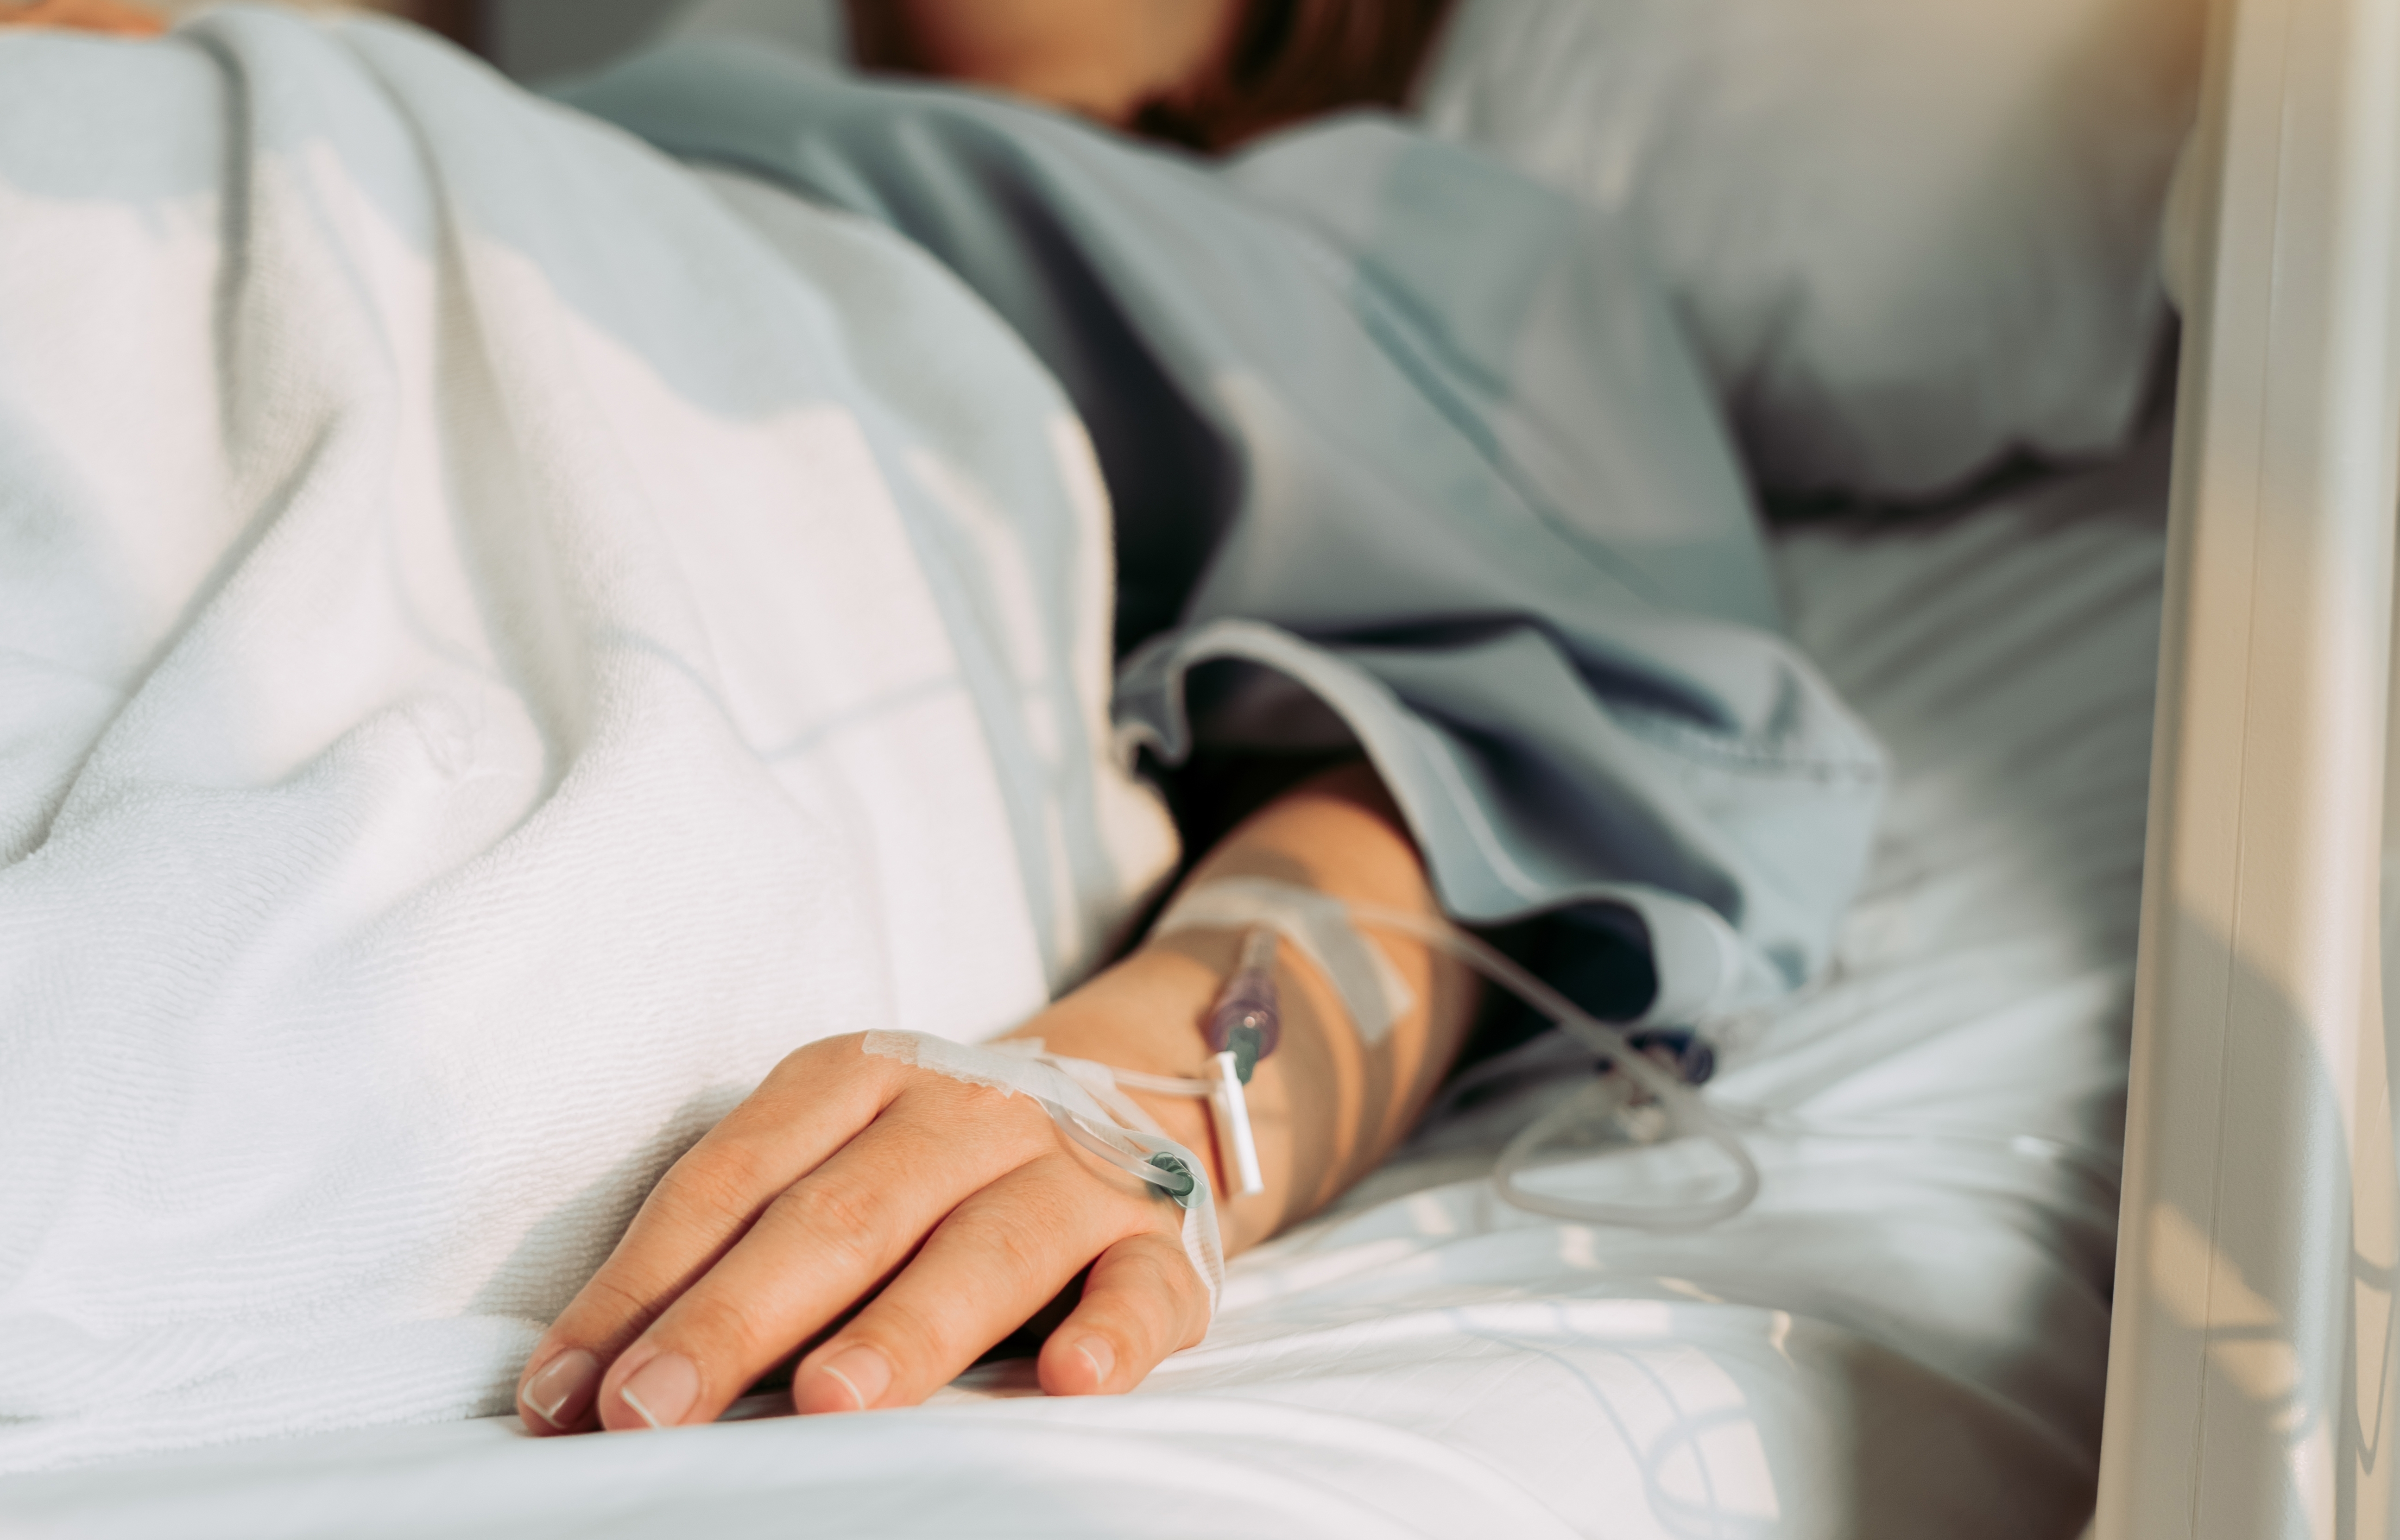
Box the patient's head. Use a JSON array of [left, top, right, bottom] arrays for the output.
[[0, 0, 1455, 155], [848, 0, 1455, 153], [0, 0, 164, 35]]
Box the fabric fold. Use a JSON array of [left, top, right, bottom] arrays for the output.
[[567, 47, 1888, 1021]]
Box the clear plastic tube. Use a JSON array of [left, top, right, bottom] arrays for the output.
[[1337, 899, 2120, 1226], [1332, 899, 1763, 1231], [1043, 1097, 1202, 1208], [1097, 881, 2112, 1234], [1203, 928, 1282, 1080]]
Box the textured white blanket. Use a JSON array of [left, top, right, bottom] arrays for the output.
[[0, 9, 1174, 1471], [0, 435, 2162, 1540]]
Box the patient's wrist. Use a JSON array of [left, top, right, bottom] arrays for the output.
[[1005, 939, 1306, 1250], [1007, 942, 1233, 1104]]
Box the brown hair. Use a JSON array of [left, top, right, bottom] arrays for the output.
[[1134, 0, 1455, 154]]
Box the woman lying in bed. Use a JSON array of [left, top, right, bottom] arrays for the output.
[[516, 0, 1487, 1437], [537, 0, 1486, 1439], [2, 0, 1877, 1445]]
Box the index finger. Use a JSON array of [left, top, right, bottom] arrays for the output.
[[591, 1094, 1058, 1431], [516, 1035, 894, 1433]]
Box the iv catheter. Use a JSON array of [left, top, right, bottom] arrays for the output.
[[1199, 928, 1278, 1197], [1115, 883, 1758, 1225], [1150, 887, 1758, 1225]]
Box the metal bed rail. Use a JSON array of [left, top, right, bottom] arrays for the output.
[[2096, 0, 2400, 1533]]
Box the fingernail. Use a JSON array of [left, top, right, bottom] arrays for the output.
[[522, 1349, 600, 1430], [1073, 1337, 1114, 1392], [808, 1343, 891, 1413], [617, 1352, 701, 1430]]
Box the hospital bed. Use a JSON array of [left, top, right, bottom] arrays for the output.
[[2098, 0, 2400, 1534], [0, 379, 2160, 1540], [3, 0, 2396, 1534]]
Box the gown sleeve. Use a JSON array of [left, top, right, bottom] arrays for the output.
[[562, 45, 1887, 1029]]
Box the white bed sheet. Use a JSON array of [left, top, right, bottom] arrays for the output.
[[0, 438, 2167, 1539]]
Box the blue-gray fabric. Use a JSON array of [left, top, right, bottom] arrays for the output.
[[562, 44, 1887, 1026]]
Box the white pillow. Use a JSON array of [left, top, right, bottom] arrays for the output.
[[1414, 0, 2201, 500]]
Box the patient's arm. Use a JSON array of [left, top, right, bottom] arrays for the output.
[[516, 762, 1478, 1433], [1020, 762, 1480, 1254]]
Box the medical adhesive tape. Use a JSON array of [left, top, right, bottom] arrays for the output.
[[1161, 879, 1765, 1232], [1151, 875, 1413, 1043], [860, 1030, 1225, 1317]]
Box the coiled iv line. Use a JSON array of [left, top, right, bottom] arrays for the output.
[[1332, 898, 1763, 1231], [1156, 884, 2116, 1231], [1137, 881, 1760, 1230]]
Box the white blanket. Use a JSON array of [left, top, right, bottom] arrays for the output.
[[0, 429, 2166, 1538], [0, 9, 1176, 1472]]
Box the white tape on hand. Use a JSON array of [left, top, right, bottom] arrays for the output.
[[860, 1031, 1224, 1317]]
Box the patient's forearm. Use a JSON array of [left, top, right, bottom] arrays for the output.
[[1005, 763, 1478, 1254]]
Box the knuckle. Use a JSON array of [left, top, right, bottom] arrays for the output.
[[979, 1204, 1061, 1290], [765, 1035, 878, 1105], [760, 1046, 814, 1090], [650, 1146, 773, 1231], [1162, 1260, 1212, 1340], [1115, 1238, 1205, 1325], [575, 1270, 667, 1337], [899, 1082, 1052, 1171], [857, 1295, 961, 1370], [985, 1090, 1050, 1148], [913, 1069, 1025, 1121], [669, 1288, 779, 1363], [788, 1032, 866, 1072], [1036, 1156, 1117, 1229], [1115, 1248, 1179, 1306], [771, 1176, 891, 1272]]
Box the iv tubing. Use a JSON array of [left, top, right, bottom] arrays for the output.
[[1082, 881, 1765, 1230], [1323, 898, 1762, 1231]]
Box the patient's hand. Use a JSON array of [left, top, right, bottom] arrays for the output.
[[518, 764, 1477, 1433], [515, 1022, 1209, 1432]]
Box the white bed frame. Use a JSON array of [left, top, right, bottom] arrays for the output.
[[2096, 0, 2400, 1533]]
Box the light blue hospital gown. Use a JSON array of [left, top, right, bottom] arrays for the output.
[[564, 45, 1887, 1034]]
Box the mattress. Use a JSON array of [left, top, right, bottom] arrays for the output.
[[0, 436, 2168, 1540]]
